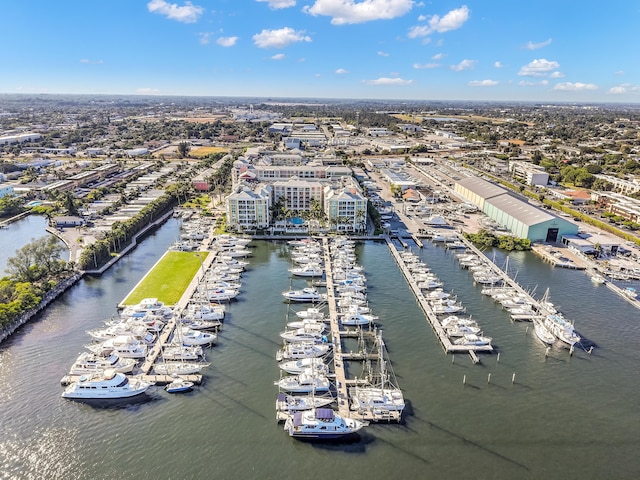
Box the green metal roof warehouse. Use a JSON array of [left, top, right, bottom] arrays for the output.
[[454, 177, 579, 242]]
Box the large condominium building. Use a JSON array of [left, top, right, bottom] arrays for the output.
[[324, 181, 368, 232], [226, 184, 272, 230], [273, 177, 324, 211]]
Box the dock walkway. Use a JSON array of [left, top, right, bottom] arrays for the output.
[[385, 236, 493, 360]]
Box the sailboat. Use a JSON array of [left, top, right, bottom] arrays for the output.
[[349, 333, 405, 418]]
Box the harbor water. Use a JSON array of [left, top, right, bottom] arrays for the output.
[[1, 218, 639, 479]]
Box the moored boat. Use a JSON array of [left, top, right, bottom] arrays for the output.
[[62, 369, 152, 400], [283, 408, 366, 439]]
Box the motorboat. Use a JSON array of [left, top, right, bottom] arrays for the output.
[[286, 318, 328, 330], [276, 392, 335, 415], [439, 315, 478, 329], [453, 334, 492, 346], [280, 321, 328, 341], [294, 307, 326, 320], [276, 342, 331, 361], [165, 378, 194, 393], [68, 352, 137, 375], [177, 327, 217, 346], [445, 324, 482, 337], [623, 287, 637, 299], [590, 273, 606, 285], [284, 408, 366, 439], [544, 314, 581, 346], [340, 313, 376, 326], [153, 361, 210, 376], [87, 335, 148, 359], [533, 319, 556, 345], [205, 280, 242, 291], [281, 287, 327, 303], [279, 357, 329, 375], [62, 369, 152, 400], [121, 298, 173, 318], [275, 372, 331, 393], [289, 264, 324, 277], [424, 289, 451, 300]]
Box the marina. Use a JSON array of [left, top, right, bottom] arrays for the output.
[[1, 216, 640, 478]]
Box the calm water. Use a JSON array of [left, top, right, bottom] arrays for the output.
[[1, 220, 639, 480], [0, 216, 66, 276]]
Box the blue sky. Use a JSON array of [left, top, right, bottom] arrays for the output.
[[2, 1, 639, 103]]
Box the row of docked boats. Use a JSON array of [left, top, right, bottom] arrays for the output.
[[398, 249, 493, 348], [274, 238, 367, 439]]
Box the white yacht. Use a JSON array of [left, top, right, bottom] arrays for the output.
[[281, 287, 327, 303], [121, 298, 173, 318], [275, 372, 331, 393], [294, 307, 326, 320], [68, 352, 137, 375], [284, 408, 366, 439], [350, 387, 405, 415], [453, 334, 492, 346], [87, 335, 148, 359], [289, 264, 324, 277], [544, 314, 581, 346], [177, 327, 217, 346], [276, 342, 331, 361], [279, 357, 329, 375], [62, 369, 152, 400], [276, 392, 334, 414]]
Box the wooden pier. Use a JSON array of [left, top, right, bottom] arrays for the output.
[[386, 238, 493, 362], [321, 238, 351, 419]]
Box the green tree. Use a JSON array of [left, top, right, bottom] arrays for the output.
[[177, 142, 191, 158]]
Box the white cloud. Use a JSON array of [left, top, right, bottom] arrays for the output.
[[549, 71, 565, 78], [377, 51, 390, 57], [450, 59, 476, 71], [408, 5, 470, 38], [608, 83, 640, 94], [147, 0, 204, 23], [432, 53, 445, 60], [362, 77, 414, 85], [524, 38, 552, 50], [335, 68, 349, 74], [553, 82, 598, 91], [136, 88, 161, 95], [252, 27, 311, 48], [217, 36, 238, 47], [413, 62, 440, 69], [518, 58, 559, 76], [198, 33, 212, 45], [494, 61, 502, 68], [518, 80, 549, 86], [257, 0, 297, 9], [79, 59, 103, 64], [271, 53, 286, 60], [615, 70, 625, 76], [303, 0, 414, 25], [468, 79, 498, 87]]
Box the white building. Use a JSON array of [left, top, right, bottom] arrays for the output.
[[324, 180, 368, 232], [226, 184, 272, 230], [273, 177, 324, 211], [509, 160, 549, 186], [0, 133, 42, 145]]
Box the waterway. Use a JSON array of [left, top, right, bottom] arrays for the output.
[[1, 219, 639, 479]]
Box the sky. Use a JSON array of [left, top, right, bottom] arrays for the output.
[[2, 1, 639, 103]]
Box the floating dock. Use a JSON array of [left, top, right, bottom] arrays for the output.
[[386, 237, 493, 362]]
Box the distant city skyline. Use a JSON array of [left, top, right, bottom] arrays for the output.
[[3, 1, 639, 103]]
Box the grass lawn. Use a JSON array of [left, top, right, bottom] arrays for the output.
[[122, 251, 209, 306], [190, 146, 229, 157]]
